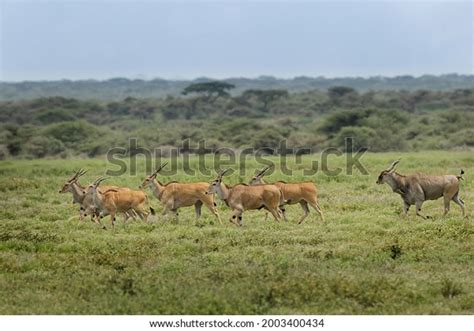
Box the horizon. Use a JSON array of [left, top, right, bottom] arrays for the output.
[[1, 1, 472, 81], [1, 72, 473, 84]]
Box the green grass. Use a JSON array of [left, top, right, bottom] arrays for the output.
[[0, 151, 473, 314]]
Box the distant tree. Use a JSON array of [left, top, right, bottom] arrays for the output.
[[327, 86, 358, 106], [242, 89, 289, 112], [182, 81, 235, 103], [35, 108, 76, 124], [328, 86, 357, 99], [319, 109, 375, 135], [161, 107, 180, 120], [328, 86, 356, 99], [124, 96, 138, 103], [129, 106, 156, 120], [252, 128, 285, 150]]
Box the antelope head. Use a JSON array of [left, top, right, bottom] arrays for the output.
[[249, 165, 271, 185], [83, 176, 108, 194], [140, 162, 168, 189], [206, 168, 231, 195], [376, 159, 400, 184], [59, 168, 87, 193]]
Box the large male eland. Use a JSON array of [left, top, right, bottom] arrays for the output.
[[376, 160, 466, 218]]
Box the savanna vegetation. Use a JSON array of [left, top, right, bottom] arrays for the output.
[[0, 152, 472, 314], [1, 79, 473, 159], [0, 77, 473, 314]]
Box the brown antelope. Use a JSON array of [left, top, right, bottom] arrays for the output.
[[86, 177, 154, 228], [206, 169, 284, 226], [249, 166, 325, 224], [59, 169, 135, 222], [80, 186, 137, 223], [139, 163, 222, 224], [376, 160, 466, 218], [59, 169, 88, 205]]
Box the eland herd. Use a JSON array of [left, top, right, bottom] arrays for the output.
[[59, 160, 466, 228]]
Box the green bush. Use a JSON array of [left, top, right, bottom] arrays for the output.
[[320, 109, 375, 135], [252, 128, 285, 150], [335, 126, 377, 152], [448, 129, 474, 147], [35, 108, 76, 124], [44, 121, 99, 148], [0, 144, 10, 159], [25, 136, 65, 158]]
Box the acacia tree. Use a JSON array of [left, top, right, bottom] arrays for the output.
[[182, 81, 235, 103], [242, 89, 289, 112]]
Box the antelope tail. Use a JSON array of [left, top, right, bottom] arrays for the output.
[[457, 169, 465, 181]]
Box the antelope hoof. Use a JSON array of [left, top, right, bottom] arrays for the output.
[[229, 219, 239, 226]]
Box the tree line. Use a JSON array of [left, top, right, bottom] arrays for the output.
[[0, 82, 473, 159], [1, 74, 473, 101]]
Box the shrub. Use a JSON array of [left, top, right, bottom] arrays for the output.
[[0, 144, 10, 159], [320, 109, 375, 135], [162, 107, 181, 120], [335, 126, 377, 152], [252, 128, 285, 150], [448, 129, 474, 147], [24, 136, 65, 158], [440, 279, 463, 299], [35, 108, 75, 124], [44, 121, 98, 147]]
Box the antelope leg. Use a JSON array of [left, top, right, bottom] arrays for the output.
[[415, 201, 428, 219], [298, 201, 310, 224], [452, 193, 466, 218], [309, 201, 325, 222]]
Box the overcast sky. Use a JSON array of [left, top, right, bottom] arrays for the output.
[[0, 0, 472, 81]]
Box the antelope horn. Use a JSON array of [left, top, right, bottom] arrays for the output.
[[93, 176, 109, 185], [152, 162, 168, 177], [386, 159, 401, 172], [77, 169, 88, 178], [70, 169, 82, 180], [217, 168, 231, 179], [256, 165, 271, 177]]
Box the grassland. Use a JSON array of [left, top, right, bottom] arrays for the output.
[[0, 151, 473, 314]]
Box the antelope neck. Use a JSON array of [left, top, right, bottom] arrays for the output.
[[91, 187, 104, 207], [150, 179, 166, 200], [217, 182, 230, 206], [70, 181, 86, 203], [386, 173, 407, 194]]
